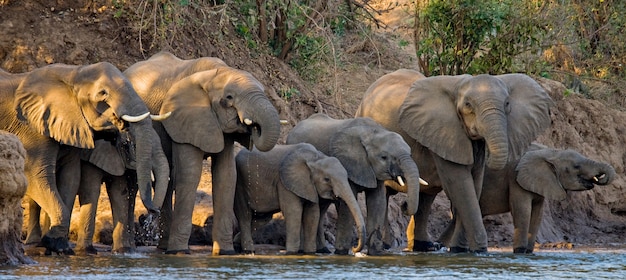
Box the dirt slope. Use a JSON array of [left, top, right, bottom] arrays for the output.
[[2, 1, 624, 251]]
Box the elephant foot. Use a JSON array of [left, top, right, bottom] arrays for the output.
[[513, 247, 533, 254], [470, 247, 488, 254], [75, 245, 98, 255], [412, 241, 443, 252], [333, 248, 350, 255], [241, 250, 255, 255], [113, 247, 136, 254], [41, 236, 75, 255], [449, 246, 469, 253], [285, 251, 300, 255], [316, 247, 332, 254], [165, 249, 191, 255], [217, 249, 237, 255]]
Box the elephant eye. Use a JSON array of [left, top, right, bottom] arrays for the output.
[[381, 155, 388, 161], [96, 89, 109, 101], [226, 95, 233, 100], [324, 177, 330, 183]]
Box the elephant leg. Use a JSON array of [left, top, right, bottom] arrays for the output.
[[334, 186, 359, 255], [301, 202, 320, 254], [363, 184, 387, 255], [75, 163, 104, 255], [23, 197, 42, 245], [281, 198, 304, 255], [157, 180, 174, 250], [315, 200, 332, 253], [209, 141, 238, 256], [411, 192, 441, 251], [433, 157, 487, 253], [165, 142, 204, 254], [234, 189, 255, 254], [107, 173, 136, 253], [526, 199, 545, 253], [25, 173, 73, 255]]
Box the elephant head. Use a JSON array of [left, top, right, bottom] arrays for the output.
[[515, 145, 616, 200], [158, 66, 280, 153], [14, 62, 169, 213], [399, 74, 553, 170], [280, 144, 366, 253], [330, 118, 421, 215]]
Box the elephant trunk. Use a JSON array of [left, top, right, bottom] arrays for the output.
[[246, 95, 280, 152], [593, 161, 616, 185], [482, 111, 509, 170], [335, 186, 366, 253], [148, 128, 169, 209], [130, 119, 165, 213], [398, 154, 420, 215]]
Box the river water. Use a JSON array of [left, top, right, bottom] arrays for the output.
[[2, 247, 625, 279]]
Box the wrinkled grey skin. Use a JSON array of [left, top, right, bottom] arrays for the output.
[[73, 127, 168, 255], [357, 69, 553, 253], [234, 143, 366, 255], [124, 52, 281, 255], [422, 143, 616, 253], [0, 64, 169, 255], [286, 113, 421, 255]]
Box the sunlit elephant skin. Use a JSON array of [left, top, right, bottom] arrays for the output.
[[422, 143, 616, 253], [0, 64, 170, 255], [124, 52, 281, 255], [286, 113, 421, 255], [234, 143, 366, 255], [356, 69, 553, 253]]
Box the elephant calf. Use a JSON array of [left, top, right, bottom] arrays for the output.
[[415, 143, 616, 253], [234, 143, 366, 255]]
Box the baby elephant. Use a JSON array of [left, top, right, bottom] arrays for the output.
[[419, 143, 616, 253], [234, 143, 366, 255]]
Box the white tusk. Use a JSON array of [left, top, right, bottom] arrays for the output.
[[151, 171, 155, 182], [280, 120, 289, 125], [151, 111, 172, 121], [397, 176, 405, 187], [244, 118, 253, 125], [122, 112, 150, 122], [419, 177, 429, 186]]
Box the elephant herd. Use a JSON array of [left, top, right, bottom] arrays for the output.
[[0, 52, 615, 259]]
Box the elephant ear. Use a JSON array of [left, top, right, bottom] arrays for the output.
[[279, 144, 320, 203], [399, 75, 474, 165], [80, 139, 126, 176], [14, 65, 95, 148], [160, 70, 224, 153], [497, 74, 553, 160], [330, 125, 377, 189], [515, 148, 567, 200]]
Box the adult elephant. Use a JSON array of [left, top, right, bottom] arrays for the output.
[[234, 143, 365, 255], [124, 52, 281, 255], [426, 143, 616, 253], [356, 69, 553, 253], [286, 113, 423, 255], [0, 64, 170, 255]]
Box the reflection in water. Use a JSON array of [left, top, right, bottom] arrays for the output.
[[2, 249, 626, 279]]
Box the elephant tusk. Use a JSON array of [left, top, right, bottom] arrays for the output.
[[419, 177, 429, 186], [122, 112, 150, 122], [397, 176, 405, 187], [244, 118, 253, 125], [151, 111, 172, 121], [280, 120, 290, 125]]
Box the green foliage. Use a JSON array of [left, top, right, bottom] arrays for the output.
[[279, 87, 301, 100], [413, 0, 546, 76]]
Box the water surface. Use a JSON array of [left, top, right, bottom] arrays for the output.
[[2, 247, 625, 279]]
